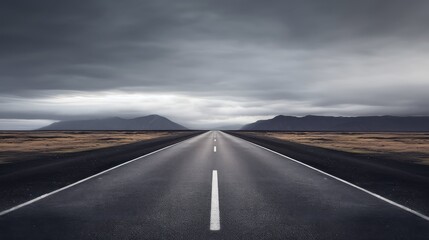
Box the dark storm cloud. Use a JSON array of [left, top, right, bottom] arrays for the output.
[[208, 0, 429, 42], [1, 0, 428, 92], [0, 0, 184, 92], [1, 0, 429, 128]]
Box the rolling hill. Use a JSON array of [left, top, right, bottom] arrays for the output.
[[241, 115, 429, 131], [39, 115, 188, 130]]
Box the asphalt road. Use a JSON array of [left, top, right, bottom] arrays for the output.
[[0, 131, 202, 211], [227, 131, 429, 216], [1, 131, 428, 239]]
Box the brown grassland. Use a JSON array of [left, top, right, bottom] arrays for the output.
[[251, 132, 429, 165], [0, 131, 181, 164]]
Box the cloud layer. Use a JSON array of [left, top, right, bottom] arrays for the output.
[[1, 0, 429, 129]]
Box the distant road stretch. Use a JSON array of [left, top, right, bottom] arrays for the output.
[[1, 131, 428, 239]]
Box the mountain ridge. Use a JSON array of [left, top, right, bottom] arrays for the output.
[[241, 115, 429, 131], [39, 114, 188, 130]]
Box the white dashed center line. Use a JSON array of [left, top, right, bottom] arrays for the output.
[[210, 170, 220, 231], [214, 146, 217, 152]]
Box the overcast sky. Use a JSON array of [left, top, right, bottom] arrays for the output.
[[1, 0, 429, 129]]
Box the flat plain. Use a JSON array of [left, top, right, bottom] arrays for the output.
[[247, 132, 429, 165], [0, 131, 182, 164]]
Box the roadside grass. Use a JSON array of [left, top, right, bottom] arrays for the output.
[[251, 132, 429, 165], [0, 131, 181, 164]]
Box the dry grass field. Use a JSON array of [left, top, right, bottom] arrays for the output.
[[252, 132, 429, 165], [0, 131, 181, 164]]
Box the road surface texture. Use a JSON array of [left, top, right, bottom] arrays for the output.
[[0, 131, 203, 211], [1, 131, 428, 239], [227, 131, 429, 216]]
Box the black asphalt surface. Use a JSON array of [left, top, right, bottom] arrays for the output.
[[0, 131, 203, 211], [1, 131, 428, 239], [227, 131, 429, 216]]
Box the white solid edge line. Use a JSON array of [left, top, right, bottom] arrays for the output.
[[214, 146, 217, 152], [0, 134, 201, 217], [225, 133, 429, 222], [210, 170, 220, 231]]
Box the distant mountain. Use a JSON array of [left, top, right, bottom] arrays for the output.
[[39, 115, 188, 130], [241, 115, 429, 131]]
